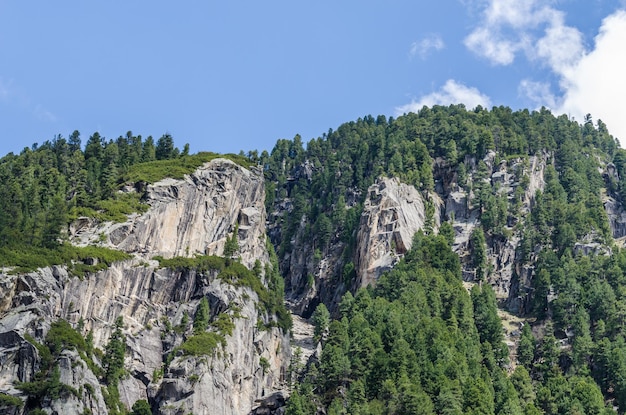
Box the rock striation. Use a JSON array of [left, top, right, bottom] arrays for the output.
[[0, 158, 289, 415], [273, 152, 551, 316], [354, 177, 442, 288], [71, 159, 268, 268]]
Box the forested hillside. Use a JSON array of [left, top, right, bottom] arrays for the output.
[[258, 105, 626, 414], [0, 132, 248, 272], [3, 104, 626, 414]]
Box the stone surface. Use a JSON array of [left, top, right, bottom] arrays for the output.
[[354, 177, 441, 288], [273, 153, 551, 317], [0, 159, 289, 415], [71, 159, 269, 269]]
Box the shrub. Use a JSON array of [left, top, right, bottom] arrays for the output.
[[0, 392, 23, 408], [124, 152, 252, 184], [179, 332, 225, 356]]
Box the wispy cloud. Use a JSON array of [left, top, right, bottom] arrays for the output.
[[464, 0, 584, 73], [0, 76, 57, 123], [0, 77, 11, 101], [409, 34, 445, 59], [395, 79, 491, 114], [518, 79, 557, 109], [34, 104, 57, 122]]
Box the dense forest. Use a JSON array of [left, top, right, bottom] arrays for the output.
[[257, 105, 626, 414], [3, 104, 626, 413], [0, 131, 249, 272]]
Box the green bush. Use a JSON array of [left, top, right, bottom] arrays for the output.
[[46, 319, 87, 355], [69, 192, 149, 223], [124, 152, 252, 184], [154, 255, 225, 273], [0, 392, 23, 408], [0, 243, 130, 275], [211, 313, 235, 336], [155, 251, 291, 332], [179, 332, 226, 356]]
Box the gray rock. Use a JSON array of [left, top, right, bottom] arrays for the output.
[[354, 177, 441, 287], [0, 159, 290, 415]]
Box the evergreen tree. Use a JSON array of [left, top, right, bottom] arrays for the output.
[[193, 297, 210, 334]]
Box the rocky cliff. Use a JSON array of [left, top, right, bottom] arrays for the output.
[[0, 159, 289, 415], [354, 177, 443, 288], [273, 151, 553, 315]]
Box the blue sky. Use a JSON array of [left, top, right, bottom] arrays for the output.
[[1, 1, 625, 157]]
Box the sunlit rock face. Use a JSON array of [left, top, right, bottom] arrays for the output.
[[0, 159, 289, 415]]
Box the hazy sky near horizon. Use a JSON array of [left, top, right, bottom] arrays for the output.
[[1, 1, 625, 156]]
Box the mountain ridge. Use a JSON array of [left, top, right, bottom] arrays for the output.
[[1, 105, 626, 414]]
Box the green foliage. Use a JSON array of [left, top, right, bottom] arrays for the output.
[[69, 192, 149, 223], [517, 324, 535, 367], [101, 317, 127, 415], [302, 234, 503, 412], [179, 332, 225, 356], [439, 220, 455, 246], [0, 133, 253, 272], [193, 297, 210, 334], [156, 248, 291, 332], [18, 322, 87, 408], [123, 152, 252, 184], [103, 317, 126, 385], [223, 226, 240, 259], [0, 392, 23, 408], [0, 243, 131, 275], [130, 399, 153, 415], [469, 227, 487, 280], [45, 319, 87, 355], [211, 313, 235, 336], [312, 303, 330, 342], [102, 383, 125, 415], [471, 284, 508, 363], [154, 254, 225, 273], [259, 356, 270, 374]]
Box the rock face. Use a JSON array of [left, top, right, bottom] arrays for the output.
[[0, 159, 289, 415], [354, 177, 442, 288], [605, 196, 626, 241], [274, 152, 551, 316], [443, 154, 548, 305], [72, 159, 268, 268]]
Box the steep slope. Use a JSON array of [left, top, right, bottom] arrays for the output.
[[0, 159, 290, 415], [264, 107, 626, 413]]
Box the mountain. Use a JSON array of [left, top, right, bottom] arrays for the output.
[[1, 105, 626, 414], [0, 157, 290, 415]]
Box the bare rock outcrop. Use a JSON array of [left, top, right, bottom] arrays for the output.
[[0, 159, 289, 415], [72, 159, 268, 268], [354, 177, 442, 288], [605, 196, 626, 240], [274, 152, 550, 317]]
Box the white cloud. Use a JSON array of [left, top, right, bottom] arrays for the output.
[[556, 10, 626, 142], [518, 79, 557, 109], [464, 27, 517, 65], [410, 34, 445, 59], [465, 1, 626, 144], [534, 16, 585, 76], [395, 79, 492, 114], [464, 0, 585, 74]]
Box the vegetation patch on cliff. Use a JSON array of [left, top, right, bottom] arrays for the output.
[[123, 151, 253, 184], [1, 243, 131, 275], [154, 250, 292, 331], [69, 191, 149, 223], [179, 332, 227, 357]]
